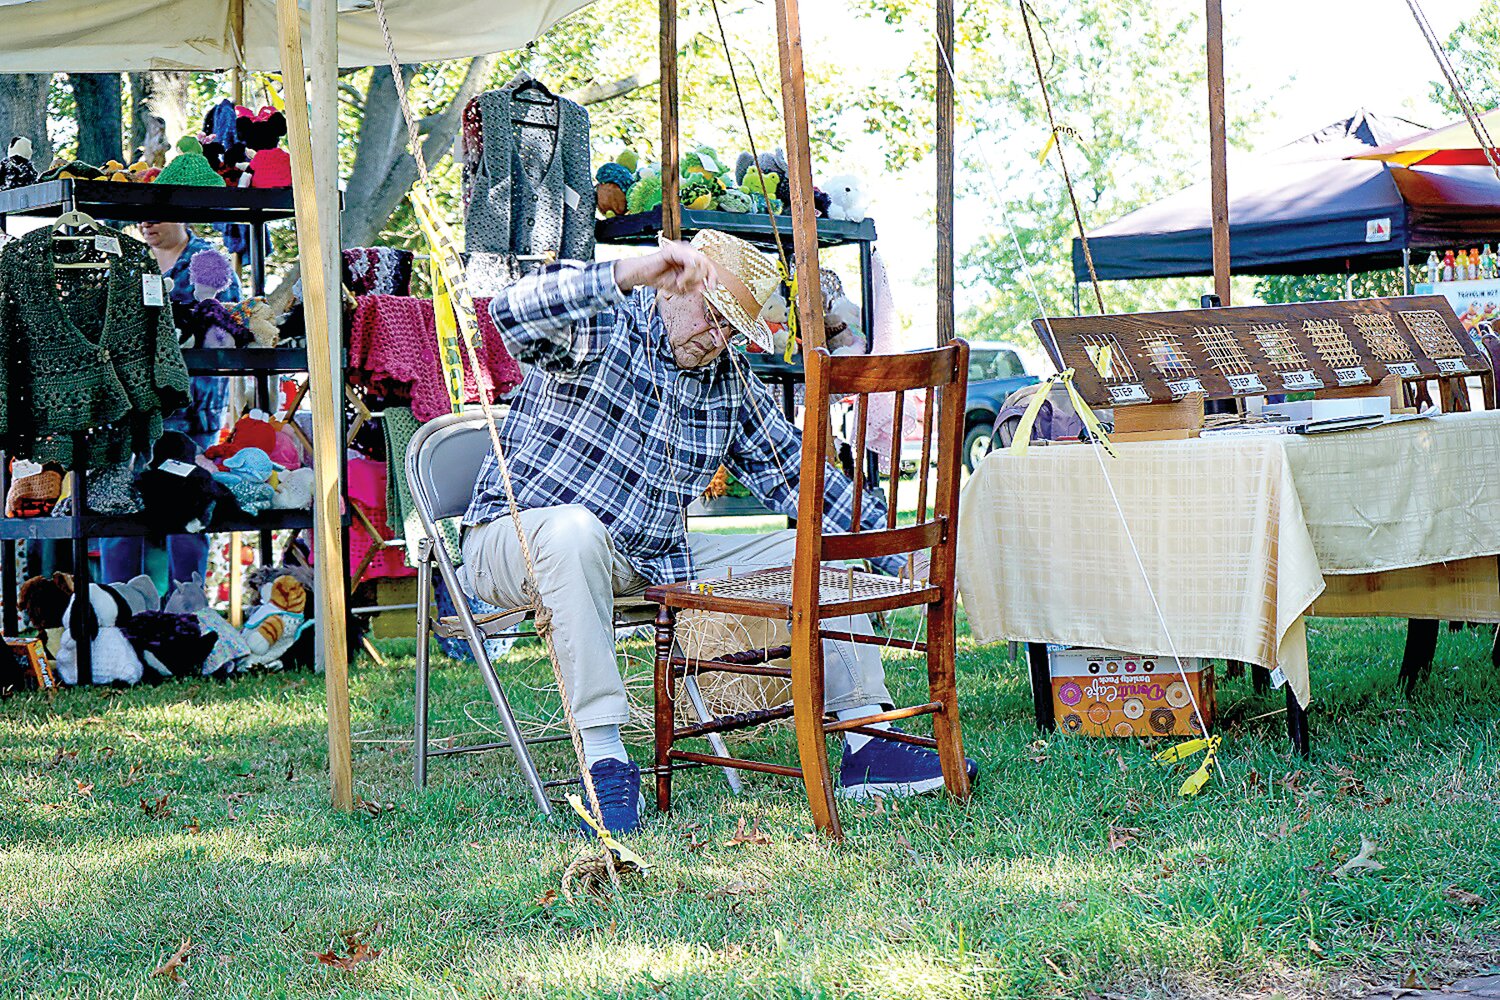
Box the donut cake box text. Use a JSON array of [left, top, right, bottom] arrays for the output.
[[1048, 647, 1216, 738]]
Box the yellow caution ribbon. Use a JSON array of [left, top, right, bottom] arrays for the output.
[[1152, 734, 1221, 797], [1037, 131, 1057, 165], [779, 263, 799, 363], [1008, 368, 1118, 457], [410, 184, 482, 413], [566, 795, 650, 870]]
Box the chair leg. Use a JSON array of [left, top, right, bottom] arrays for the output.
[[413, 550, 433, 790], [653, 605, 677, 813], [791, 624, 841, 839], [926, 601, 971, 799]]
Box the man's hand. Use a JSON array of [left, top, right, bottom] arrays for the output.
[[613, 240, 717, 297]]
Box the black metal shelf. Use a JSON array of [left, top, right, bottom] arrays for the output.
[[596, 207, 877, 249], [0, 179, 297, 224], [0, 508, 329, 542], [182, 348, 309, 375]]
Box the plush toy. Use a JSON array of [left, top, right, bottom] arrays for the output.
[[615, 148, 640, 173], [227, 298, 279, 347], [175, 298, 254, 348], [626, 172, 664, 215], [594, 161, 635, 219], [681, 145, 727, 179], [823, 174, 868, 223], [163, 573, 251, 678], [6, 458, 64, 517], [206, 413, 279, 462], [738, 168, 781, 214], [717, 188, 753, 214], [736, 149, 790, 205], [242, 574, 308, 661], [212, 447, 279, 516], [125, 160, 159, 183], [237, 106, 291, 189], [271, 467, 314, 510], [18, 571, 72, 662], [0, 136, 37, 189], [199, 98, 247, 184], [136, 431, 237, 534], [40, 159, 105, 182], [813, 186, 832, 218], [155, 136, 227, 187], [55, 584, 147, 686], [679, 173, 719, 210], [189, 249, 235, 302]]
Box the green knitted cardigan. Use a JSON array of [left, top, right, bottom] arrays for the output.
[[0, 227, 190, 466]]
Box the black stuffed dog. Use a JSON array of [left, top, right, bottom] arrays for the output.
[[134, 431, 240, 535]]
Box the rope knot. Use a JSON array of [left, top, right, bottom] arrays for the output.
[[522, 579, 554, 638]]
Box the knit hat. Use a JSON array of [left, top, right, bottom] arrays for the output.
[[155, 137, 226, 187], [689, 229, 779, 353]]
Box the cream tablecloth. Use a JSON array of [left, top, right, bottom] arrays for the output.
[[956, 411, 1500, 708]]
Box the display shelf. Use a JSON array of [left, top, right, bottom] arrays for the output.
[[745, 353, 804, 380], [0, 508, 331, 542], [0, 179, 297, 225], [687, 495, 776, 517], [182, 348, 309, 374], [596, 207, 877, 249]]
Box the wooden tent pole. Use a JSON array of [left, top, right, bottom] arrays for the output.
[[1206, 0, 1231, 304], [936, 0, 955, 345], [773, 0, 824, 354], [276, 0, 354, 812], [659, 0, 682, 240]]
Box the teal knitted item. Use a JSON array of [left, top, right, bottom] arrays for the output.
[[0, 227, 191, 466], [383, 405, 461, 566]]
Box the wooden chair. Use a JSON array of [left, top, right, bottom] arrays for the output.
[[646, 342, 973, 839]]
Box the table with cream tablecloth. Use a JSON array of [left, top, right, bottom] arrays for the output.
[[955, 410, 1500, 709]]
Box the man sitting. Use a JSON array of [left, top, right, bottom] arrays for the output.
[[462, 231, 976, 835]]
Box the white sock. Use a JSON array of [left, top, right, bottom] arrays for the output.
[[837, 704, 891, 754], [580, 724, 628, 767]]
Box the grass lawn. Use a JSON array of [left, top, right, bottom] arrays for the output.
[[1, 613, 1497, 998]]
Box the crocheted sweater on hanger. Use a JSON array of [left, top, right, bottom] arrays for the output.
[[0, 227, 191, 465]]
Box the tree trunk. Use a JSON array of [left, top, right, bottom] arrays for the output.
[[127, 71, 192, 163], [0, 73, 52, 167], [70, 73, 124, 165]]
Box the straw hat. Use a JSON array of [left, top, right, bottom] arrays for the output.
[[689, 229, 779, 353]]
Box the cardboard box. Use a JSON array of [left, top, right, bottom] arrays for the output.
[[1049, 647, 1214, 737]]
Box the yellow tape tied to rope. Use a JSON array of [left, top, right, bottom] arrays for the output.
[[567, 795, 650, 870], [1007, 368, 1118, 458], [409, 185, 481, 413], [1153, 735, 1221, 797]]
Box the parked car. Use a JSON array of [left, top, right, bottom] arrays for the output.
[[960, 341, 1039, 471]]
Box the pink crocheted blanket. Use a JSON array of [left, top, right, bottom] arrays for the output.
[[349, 295, 523, 422]]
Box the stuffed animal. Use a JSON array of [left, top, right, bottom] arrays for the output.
[[679, 173, 719, 210], [625, 172, 664, 215], [154, 136, 227, 187], [615, 149, 640, 173], [717, 188, 753, 214], [823, 174, 868, 223], [136, 431, 237, 534], [55, 584, 147, 686], [212, 447, 279, 516], [189, 249, 235, 302], [738, 168, 781, 214], [242, 574, 308, 659], [271, 467, 314, 510], [206, 413, 279, 461], [227, 298, 279, 347], [199, 98, 247, 184], [163, 573, 251, 678], [18, 571, 72, 662], [237, 106, 291, 189], [813, 186, 831, 218], [0, 136, 37, 189], [736, 149, 789, 205], [681, 145, 727, 179]]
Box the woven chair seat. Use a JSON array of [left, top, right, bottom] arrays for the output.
[[652, 565, 934, 615]]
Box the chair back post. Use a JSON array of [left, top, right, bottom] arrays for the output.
[[930, 339, 970, 587], [793, 348, 834, 628]]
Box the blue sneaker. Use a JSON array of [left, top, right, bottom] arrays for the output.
[[837, 732, 979, 799], [577, 758, 643, 837]]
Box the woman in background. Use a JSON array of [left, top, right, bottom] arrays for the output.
[[99, 221, 240, 590]]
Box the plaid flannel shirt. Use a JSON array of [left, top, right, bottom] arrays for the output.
[[464, 260, 901, 584]]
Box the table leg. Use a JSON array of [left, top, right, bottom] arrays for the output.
[[1286, 687, 1310, 756], [1248, 662, 1270, 694], [1400, 618, 1439, 698], [1027, 642, 1054, 731]]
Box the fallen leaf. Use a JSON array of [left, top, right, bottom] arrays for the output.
[[1042, 954, 1070, 978], [1443, 885, 1486, 908], [1107, 826, 1142, 851], [1106, 748, 1128, 775], [285, 763, 295, 782], [121, 765, 143, 787], [340, 922, 384, 950], [1331, 835, 1385, 879], [46, 748, 78, 769], [533, 889, 558, 908], [1244, 768, 1263, 790], [724, 818, 771, 847], [1059, 899, 1081, 914], [353, 796, 395, 818], [74, 781, 93, 799], [1026, 739, 1049, 764], [316, 943, 381, 971], [140, 794, 172, 819], [184, 817, 201, 835], [152, 939, 192, 982], [1307, 937, 1324, 955]]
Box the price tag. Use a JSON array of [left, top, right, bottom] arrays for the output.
[[1269, 666, 1288, 689], [698, 151, 721, 174], [159, 459, 197, 477], [563, 185, 581, 210], [142, 274, 164, 306], [93, 234, 121, 256]]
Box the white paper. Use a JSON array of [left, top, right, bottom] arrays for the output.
[[142, 274, 164, 306], [159, 459, 196, 477], [563, 185, 581, 210], [93, 234, 121, 256]]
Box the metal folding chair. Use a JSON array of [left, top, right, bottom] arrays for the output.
[[405, 411, 741, 816]]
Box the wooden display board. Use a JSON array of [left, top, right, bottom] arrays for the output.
[[1034, 296, 1491, 409]]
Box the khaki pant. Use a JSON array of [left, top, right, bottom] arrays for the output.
[[460, 504, 892, 728]]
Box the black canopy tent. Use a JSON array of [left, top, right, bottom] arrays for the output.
[[1070, 111, 1500, 296]]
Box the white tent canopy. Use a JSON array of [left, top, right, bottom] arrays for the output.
[[0, 0, 591, 72]]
